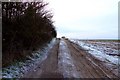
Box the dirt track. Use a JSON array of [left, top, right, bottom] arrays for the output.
[[22, 38, 119, 78]]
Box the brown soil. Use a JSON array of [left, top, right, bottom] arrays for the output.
[[65, 39, 119, 78], [21, 38, 119, 79], [22, 39, 63, 78]]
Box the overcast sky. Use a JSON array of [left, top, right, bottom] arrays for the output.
[[45, 0, 119, 39]]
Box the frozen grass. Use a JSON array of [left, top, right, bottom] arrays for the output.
[[2, 38, 56, 78]]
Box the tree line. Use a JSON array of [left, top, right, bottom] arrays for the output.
[[2, 1, 57, 67]]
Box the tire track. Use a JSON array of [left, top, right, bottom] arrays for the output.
[[65, 39, 119, 78]]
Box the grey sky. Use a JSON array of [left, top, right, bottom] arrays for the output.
[[46, 0, 119, 39]]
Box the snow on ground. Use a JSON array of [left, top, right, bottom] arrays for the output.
[[70, 39, 119, 65], [58, 39, 80, 78], [70, 39, 119, 75], [2, 38, 56, 78]]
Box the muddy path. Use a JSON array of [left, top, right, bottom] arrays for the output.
[[21, 38, 119, 78], [65, 39, 118, 78], [22, 38, 62, 78]]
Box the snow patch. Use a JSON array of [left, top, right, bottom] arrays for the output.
[[70, 39, 119, 65]]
